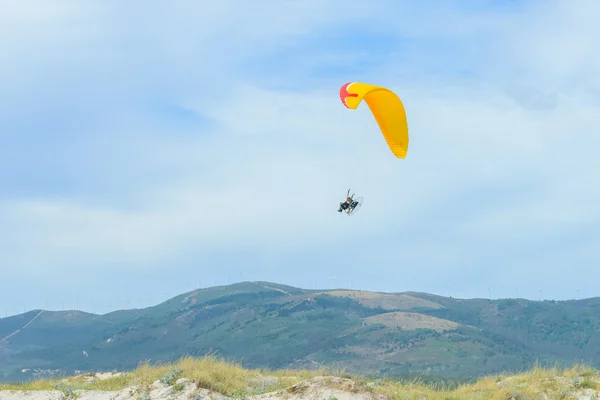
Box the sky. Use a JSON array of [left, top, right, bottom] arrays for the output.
[[1, 0, 599, 317]]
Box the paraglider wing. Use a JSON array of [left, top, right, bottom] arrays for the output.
[[339, 82, 409, 158]]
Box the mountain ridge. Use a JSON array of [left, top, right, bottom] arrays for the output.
[[1, 281, 599, 383]]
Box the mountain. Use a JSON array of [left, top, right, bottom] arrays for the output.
[[1, 282, 599, 383]]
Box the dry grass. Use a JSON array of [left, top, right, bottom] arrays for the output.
[[374, 362, 600, 400], [0, 378, 60, 391], [363, 311, 459, 332], [1, 357, 598, 399], [328, 291, 443, 310]]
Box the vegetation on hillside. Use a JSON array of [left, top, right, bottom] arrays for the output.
[[1, 282, 599, 383]]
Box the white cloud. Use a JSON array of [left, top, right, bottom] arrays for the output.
[[0, 0, 599, 314]]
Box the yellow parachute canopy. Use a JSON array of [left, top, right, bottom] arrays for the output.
[[339, 82, 409, 158]]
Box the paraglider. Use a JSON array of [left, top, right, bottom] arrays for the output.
[[339, 82, 409, 158], [337, 189, 362, 215], [336, 82, 409, 215]]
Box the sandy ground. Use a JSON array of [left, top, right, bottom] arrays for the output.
[[2, 375, 599, 400], [0, 377, 386, 400]]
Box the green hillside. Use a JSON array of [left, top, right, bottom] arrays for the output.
[[1, 282, 599, 383]]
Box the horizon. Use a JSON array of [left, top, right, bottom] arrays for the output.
[[2, 280, 597, 319]]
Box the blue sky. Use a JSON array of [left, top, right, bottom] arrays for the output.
[[1, 0, 599, 317]]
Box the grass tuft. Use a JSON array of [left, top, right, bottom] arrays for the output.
[[1, 357, 598, 400]]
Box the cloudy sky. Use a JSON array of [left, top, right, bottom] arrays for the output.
[[1, 0, 599, 317]]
